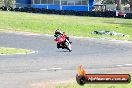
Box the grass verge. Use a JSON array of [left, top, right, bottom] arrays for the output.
[[0, 11, 132, 40], [56, 75, 132, 88], [0, 47, 32, 55], [56, 83, 132, 88]]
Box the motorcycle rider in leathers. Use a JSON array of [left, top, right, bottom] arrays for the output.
[[54, 29, 70, 49]]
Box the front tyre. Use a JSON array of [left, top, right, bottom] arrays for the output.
[[65, 40, 72, 52]]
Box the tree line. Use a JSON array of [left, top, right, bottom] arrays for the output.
[[0, 0, 15, 7], [95, 0, 132, 11]]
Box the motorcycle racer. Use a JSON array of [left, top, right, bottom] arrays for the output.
[[54, 29, 71, 49], [54, 29, 70, 41]]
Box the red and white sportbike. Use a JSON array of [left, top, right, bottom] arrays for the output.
[[54, 34, 72, 52]]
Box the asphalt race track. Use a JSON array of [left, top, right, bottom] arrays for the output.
[[0, 32, 132, 88]]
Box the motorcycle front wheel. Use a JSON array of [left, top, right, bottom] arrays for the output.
[[65, 41, 72, 52]]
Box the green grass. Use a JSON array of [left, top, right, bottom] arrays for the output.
[[0, 11, 132, 40], [0, 47, 32, 55], [56, 75, 132, 88], [56, 83, 132, 88]]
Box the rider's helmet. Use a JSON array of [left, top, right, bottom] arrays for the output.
[[55, 29, 59, 32], [54, 29, 62, 37]]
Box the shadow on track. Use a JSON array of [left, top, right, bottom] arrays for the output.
[[56, 50, 70, 52]]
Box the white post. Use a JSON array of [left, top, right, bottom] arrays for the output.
[[47, 0, 48, 9], [88, 0, 89, 11], [40, 0, 41, 4], [60, 0, 61, 5], [33, 0, 34, 4], [53, 0, 54, 4], [116, 10, 119, 16], [74, 1, 75, 5], [60, 0, 62, 10]]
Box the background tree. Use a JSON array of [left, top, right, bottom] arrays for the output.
[[3, 0, 15, 7], [0, 0, 4, 5], [128, 0, 132, 11], [122, 0, 128, 5], [102, 0, 115, 4], [116, 0, 121, 10]]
